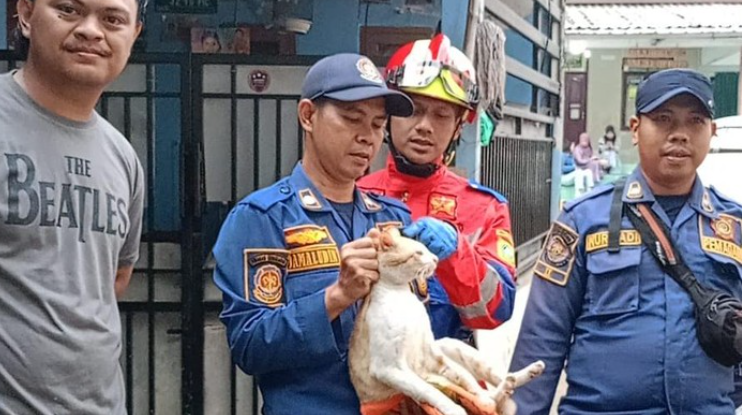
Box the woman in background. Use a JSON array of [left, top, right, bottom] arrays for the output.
[[598, 125, 620, 172], [572, 132, 601, 195]]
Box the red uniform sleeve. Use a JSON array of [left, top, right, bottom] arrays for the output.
[[435, 200, 517, 329]]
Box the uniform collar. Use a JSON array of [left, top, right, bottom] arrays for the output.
[[385, 154, 446, 188], [622, 167, 718, 219], [289, 162, 384, 214]]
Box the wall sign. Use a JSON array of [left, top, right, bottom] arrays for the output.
[[624, 48, 688, 71], [155, 0, 217, 14]]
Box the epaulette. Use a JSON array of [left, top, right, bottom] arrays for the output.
[[467, 179, 508, 203], [245, 179, 294, 212], [365, 191, 411, 214], [708, 185, 741, 206], [563, 182, 615, 212]]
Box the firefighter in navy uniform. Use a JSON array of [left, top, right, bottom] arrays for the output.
[[510, 69, 742, 414], [212, 53, 419, 414], [358, 34, 517, 341]]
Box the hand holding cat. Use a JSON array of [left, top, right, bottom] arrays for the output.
[[402, 217, 458, 261], [325, 229, 381, 320]]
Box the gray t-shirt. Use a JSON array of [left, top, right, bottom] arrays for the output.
[[0, 72, 144, 414]]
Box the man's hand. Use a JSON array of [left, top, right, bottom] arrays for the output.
[[403, 217, 458, 261], [325, 229, 381, 320], [115, 265, 134, 299]]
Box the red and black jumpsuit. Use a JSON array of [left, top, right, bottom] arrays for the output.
[[358, 156, 517, 339]]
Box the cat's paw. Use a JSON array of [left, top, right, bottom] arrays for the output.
[[490, 376, 516, 403], [474, 392, 496, 410], [496, 397, 518, 415], [436, 401, 467, 415]]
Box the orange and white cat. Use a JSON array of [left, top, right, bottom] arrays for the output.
[[349, 227, 544, 415]]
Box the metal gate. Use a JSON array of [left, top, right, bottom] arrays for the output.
[[194, 54, 317, 415], [480, 135, 553, 248], [1, 50, 557, 414], [0, 51, 316, 414]]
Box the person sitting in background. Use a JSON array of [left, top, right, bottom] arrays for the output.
[[598, 125, 620, 173], [572, 132, 601, 196]]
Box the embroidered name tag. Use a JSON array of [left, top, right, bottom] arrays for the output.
[[288, 246, 341, 273], [701, 237, 742, 264], [585, 230, 641, 253]]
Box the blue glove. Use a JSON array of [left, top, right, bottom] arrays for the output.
[[402, 217, 458, 260]]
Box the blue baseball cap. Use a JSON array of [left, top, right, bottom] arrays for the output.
[[635, 69, 714, 117], [301, 53, 414, 117]]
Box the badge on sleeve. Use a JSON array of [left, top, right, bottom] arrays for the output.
[[497, 240, 516, 268], [244, 249, 289, 307], [534, 221, 579, 286], [493, 228, 516, 268]]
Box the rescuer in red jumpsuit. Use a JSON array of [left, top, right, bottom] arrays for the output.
[[358, 34, 517, 341]]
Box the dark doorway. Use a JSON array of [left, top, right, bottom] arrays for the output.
[[563, 72, 588, 151]]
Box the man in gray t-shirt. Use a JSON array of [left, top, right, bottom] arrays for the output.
[[1, 0, 146, 413]]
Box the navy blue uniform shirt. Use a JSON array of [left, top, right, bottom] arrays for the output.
[[511, 168, 742, 414], [212, 164, 411, 415]]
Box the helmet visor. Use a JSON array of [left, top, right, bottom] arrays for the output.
[[388, 61, 479, 108]]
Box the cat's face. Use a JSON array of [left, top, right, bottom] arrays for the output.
[[377, 227, 438, 286]]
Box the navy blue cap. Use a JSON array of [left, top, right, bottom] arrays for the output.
[[301, 53, 414, 117], [635, 69, 714, 117]]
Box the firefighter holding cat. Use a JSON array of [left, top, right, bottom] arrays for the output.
[[358, 34, 517, 341]]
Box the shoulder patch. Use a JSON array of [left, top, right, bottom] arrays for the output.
[[534, 221, 579, 286], [246, 179, 294, 212], [467, 179, 508, 203], [563, 183, 615, 212], [365, 191, 411, 214], [708, 185, 742, 209], [244, 249, 289, 307]]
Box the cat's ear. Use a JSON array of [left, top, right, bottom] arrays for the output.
[[379, 230, 396, 251], [386, 227, 401, 238]]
